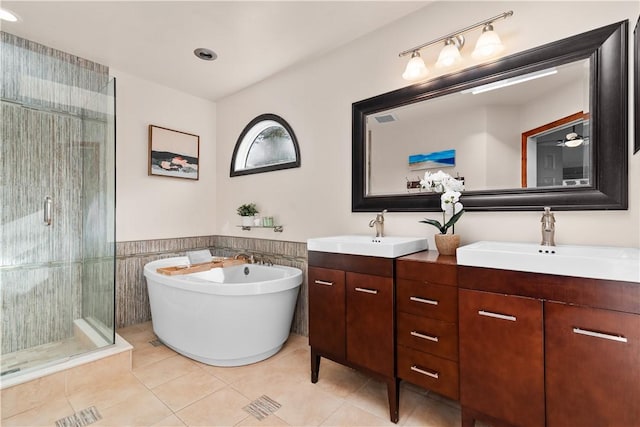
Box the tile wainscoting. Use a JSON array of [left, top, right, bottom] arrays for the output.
[[116, 236, 308, 336]]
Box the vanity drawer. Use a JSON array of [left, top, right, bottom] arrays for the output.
[[397, 279, 457, 322], [397, 312, 458, 360], [397, 345, 459, 400], [396, 258, 457, 286]]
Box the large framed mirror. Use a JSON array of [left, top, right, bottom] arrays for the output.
[[353, 21, 628, 212]]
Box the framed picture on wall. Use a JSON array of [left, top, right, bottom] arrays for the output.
[[148, 125, 200, 180], [634, 16, 639, 154]]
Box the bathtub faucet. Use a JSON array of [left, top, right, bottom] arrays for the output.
[[369, 209, 387, 238], [234, 253, 255, 263], [252, 255, 274, 266]]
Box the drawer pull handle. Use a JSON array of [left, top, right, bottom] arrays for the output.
[[478, 310, 516, 322], [355, 287, 378, 295], [410, 365, 439, 379], [573, 327, 628, 343], [410, 296, 438, 306], [410, 331, 439, 342], [314, 280, 334, 286]]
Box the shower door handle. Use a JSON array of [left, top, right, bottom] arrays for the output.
[[44, 196, 52, 226]]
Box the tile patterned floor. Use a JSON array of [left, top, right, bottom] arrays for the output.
[[2, 322, 462, 426]]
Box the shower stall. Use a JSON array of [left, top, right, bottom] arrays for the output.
[[0, 32, 116, 379]]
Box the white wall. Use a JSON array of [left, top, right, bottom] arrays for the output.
[[216, 1, 639, 249], [520, 79, 587, 134], [113, 69, 217, 241], [485, 106, 521, 190], [369, 107, 480, 194]]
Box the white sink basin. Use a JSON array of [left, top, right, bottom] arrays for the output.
[[456, 241, 640, 283], [307, 235, 428, 258]]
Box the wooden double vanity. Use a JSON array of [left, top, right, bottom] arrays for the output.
[[308, 249, 640, 427]]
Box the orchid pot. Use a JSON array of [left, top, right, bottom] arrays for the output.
[[434, 234, 461, 256]]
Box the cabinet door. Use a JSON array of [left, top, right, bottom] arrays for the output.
[[545, 302, 640, 427], [459, 289, 544, 427], [308, 267, 346, 359], [346, 272, 394, 376]]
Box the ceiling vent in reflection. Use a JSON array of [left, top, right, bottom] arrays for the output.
[[374, 114, 397, 124]]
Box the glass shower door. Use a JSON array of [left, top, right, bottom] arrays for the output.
[[0, 32, 115, 377]]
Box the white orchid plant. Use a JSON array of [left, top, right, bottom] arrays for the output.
[[419, 170, 465, 235]]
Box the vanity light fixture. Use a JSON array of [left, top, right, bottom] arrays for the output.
[[472, 23, 505, 59], [399, 10, 513, 81], [0, 7, 19, 22], [435, 36, 464, 68], [401, 51, 429, 80]]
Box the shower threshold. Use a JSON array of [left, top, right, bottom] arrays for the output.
[[1, 320, 132, 389]]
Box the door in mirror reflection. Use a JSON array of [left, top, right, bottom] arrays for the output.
[[523, 114, 590, 188]]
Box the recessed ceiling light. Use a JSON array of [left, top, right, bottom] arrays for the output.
[[0, 8, 19, 22], [194, 48, 217, 61]]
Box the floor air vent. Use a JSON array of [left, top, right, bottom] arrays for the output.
[[242, 395, 282, 420]]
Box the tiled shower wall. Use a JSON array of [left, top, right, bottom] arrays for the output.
[[116, 236, 309, 336]]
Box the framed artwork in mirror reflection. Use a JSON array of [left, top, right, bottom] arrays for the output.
[[148, 125, 200, 180]]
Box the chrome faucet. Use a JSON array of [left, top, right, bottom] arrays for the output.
[[369, 209, 387, 238], [234, 252, 255, 263], [540, 207, 556, 246]]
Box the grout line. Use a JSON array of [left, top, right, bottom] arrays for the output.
[[321, 399, 349, 426]]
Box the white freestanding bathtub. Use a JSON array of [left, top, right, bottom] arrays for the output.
[[143, 257, 302, 366]]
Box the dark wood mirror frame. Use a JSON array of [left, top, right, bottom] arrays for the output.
[[634, 16, 639, 154], [352, 21, 628, 212]]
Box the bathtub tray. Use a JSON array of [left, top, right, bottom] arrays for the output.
[[157, 258, 247, 276]]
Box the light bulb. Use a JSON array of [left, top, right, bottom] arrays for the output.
[[402, 51, 428, 81], [472, 24, 504, 59], [436, 39, 462, 68]]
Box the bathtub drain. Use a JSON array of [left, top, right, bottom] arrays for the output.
[[244, 266, 250, 275]]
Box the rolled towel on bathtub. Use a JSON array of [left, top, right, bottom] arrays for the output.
[[186, 249, 212, 265]]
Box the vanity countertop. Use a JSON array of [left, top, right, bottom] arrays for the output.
[[397, 250, 457, 265]]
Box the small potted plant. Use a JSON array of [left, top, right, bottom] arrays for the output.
[[237, 203, 259, 226], [418, 171, 465, 256]]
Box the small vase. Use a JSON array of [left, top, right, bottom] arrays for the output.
[[241, 216, 254, 227], [434, 234, 460, 256]]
